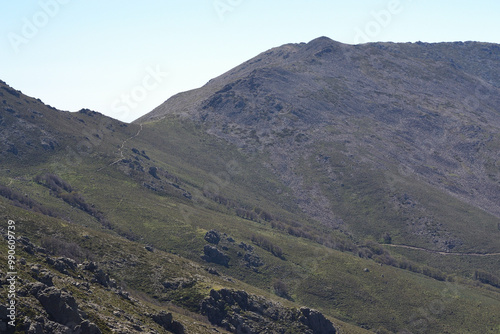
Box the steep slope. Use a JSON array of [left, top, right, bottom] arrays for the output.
[[138, 37, 500, 254]]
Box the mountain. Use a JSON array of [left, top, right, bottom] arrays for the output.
[[1, 37, 500, 334]]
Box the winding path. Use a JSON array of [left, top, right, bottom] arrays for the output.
[[385, 244, 500, 257], [97, 123, 143, 171]]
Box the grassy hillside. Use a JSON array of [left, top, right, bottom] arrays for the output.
[[2, 111, 499, 332]]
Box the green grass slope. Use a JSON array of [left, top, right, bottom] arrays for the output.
[[3, 109, 499, 332]]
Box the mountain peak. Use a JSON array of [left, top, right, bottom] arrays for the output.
[[306, 36, 341, 47]]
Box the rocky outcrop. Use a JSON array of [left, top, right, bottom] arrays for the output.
[[201, 289, 336, 334], [25, 282, 102, 333], [74, 320, 102, 334], [201, 245, 230, 267], [243, 252, 264, 268], [35, 286, 83, 328], [151, 311, 185, 334], [46, 257, 77, 275], [82, 261, 116, 288], [204, 230, 221, 244], [299, 307, 337, 334]]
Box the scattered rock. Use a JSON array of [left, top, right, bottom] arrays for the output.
[[19, 236, 36, 254], [93, 269, 111, 287], [148, 166, 160, 179], [36, 246, 47, 254], [207, 267, 220, 276], [145, 245, 154, 252], [117, 289, 130, 300], [299, 307, 337, 334], [204, 230, 221, 244], [45, 256, 77, 275], [238, 242, 254, 252], [83, 261, 98, 272], [29, 282, 48, 295], [54, 257, 77, 274], [36, 270, 54, 286], [31, 264, 41, 274], [243, 252, 264, 267]]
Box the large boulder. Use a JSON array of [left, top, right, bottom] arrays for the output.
[[300, 307, 337, 334], [201, 245, 230, 267], [35, 286, 82, 328], [74, 320, 102, 334], [152, 311, 185, 334]]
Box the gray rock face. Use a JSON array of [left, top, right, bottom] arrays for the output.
[[74, 320, 102, 334], [152, 311, 185, 334], [93, 268, 110, 287], [202, 245, 230, 267], [35, 286, 82, 328], [299, 307, 337, 334], [201, 289, 336, 334]]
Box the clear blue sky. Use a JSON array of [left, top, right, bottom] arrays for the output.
[[1, 0, 499, 122]]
